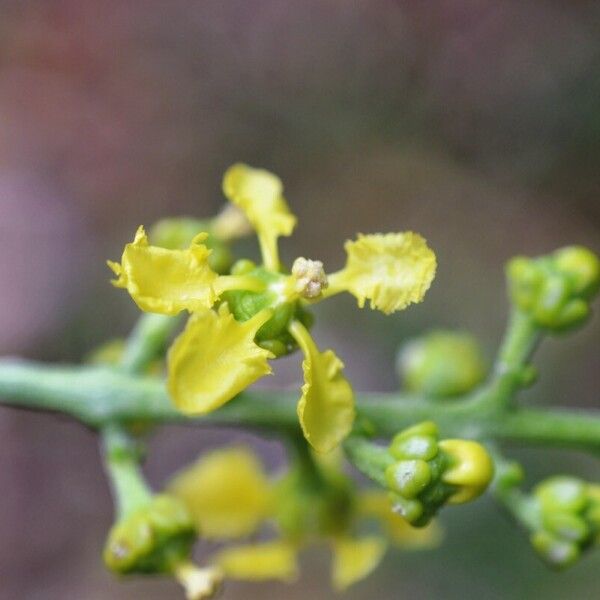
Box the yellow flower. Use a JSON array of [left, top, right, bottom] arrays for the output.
[[110, 164, 437, 452], [439, 439, 495, 504], [289, 320, 355, 454], [215, 541, 298, 582], [168, 447, 273, 539], [223, 163, 297, 270], [108, 226, 219, 315], [167, 306, 274, 415], [327, 233, 437, 314]]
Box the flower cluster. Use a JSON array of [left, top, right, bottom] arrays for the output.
[[109, 163, 436, 452], [167, 446, 442, 592]]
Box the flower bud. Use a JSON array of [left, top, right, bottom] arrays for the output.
[[397, 331, 487, 397], [438, 439, 494, 504], [103, 494, 196, 575], [507, 246, 600, 332]]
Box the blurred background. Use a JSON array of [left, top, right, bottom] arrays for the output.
[[0, 1, 599, 598]]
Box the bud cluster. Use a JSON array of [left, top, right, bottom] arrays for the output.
[[385, 422, 494, 526], [530, 476, 600, 568], [507, 246, 600, 332]]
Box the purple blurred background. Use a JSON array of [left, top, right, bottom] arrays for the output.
[[0, 1, 598, 598]]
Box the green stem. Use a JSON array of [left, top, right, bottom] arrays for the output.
[[102, 423, 152, 518], [0, 359, 599, 454], [343, 436, 394, 487], [120, 313, 181, 374], [472, 308, 541, 410], [494, 486, 540, 532], [288, 434, 328, 490]]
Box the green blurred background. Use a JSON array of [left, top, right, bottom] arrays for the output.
[[0, 1, 598, 598]]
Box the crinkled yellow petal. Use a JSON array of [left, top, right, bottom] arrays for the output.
[[215, 541, 298, 582], [222, 163, 297, 270], [328, 233, 436, 315], [109, 226, 219, 315], [289, 321, 355, 454], [358, 490, 443, 548], [331, 536, 386, 591], [167, 305, 274, 414], [168, 447, 272, 540]]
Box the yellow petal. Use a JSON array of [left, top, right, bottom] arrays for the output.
[[289, 321, 355, 454], [357, 490, 443, 548], [328, 233, 436, 314], [222, 163, 297, 270], [168, 447, 273, 540], [331, 536, 386, 591], [215, 541, 298, 581], [109, 226, 219, 315], [167, 306, 273, 414]]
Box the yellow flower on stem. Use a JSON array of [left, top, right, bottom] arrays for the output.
[[110, 164, 437, 451]]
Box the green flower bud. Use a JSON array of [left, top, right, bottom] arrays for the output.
[[389, 493, 424, 523], [397, 331, 487, 397], [507, 246, 600, 332], [103, 495, 196, 575], [542, 512, 589, 543], [536, 477, 587, 514], [389, 434, 438, 462], [394, 420, 439, 440], [531, 530, 580, 568], [385, 459, 431, 499], [150, 218, 233, 274], [554, 246, 600, 299]]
